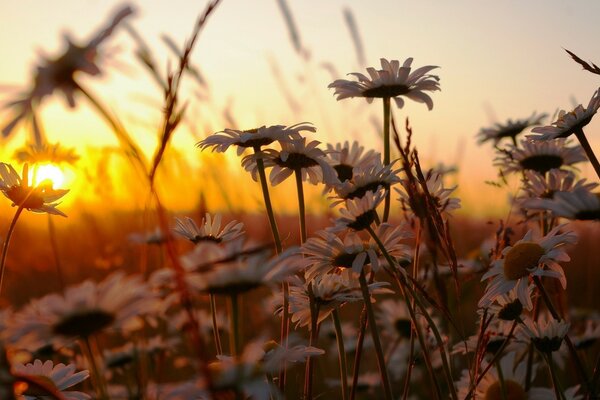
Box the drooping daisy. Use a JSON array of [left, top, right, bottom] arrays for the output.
[[479, 225, 577, 310], [325, 141, 380, 184], [241, 138, 338, 185], [0, 163, 68, 216], [2, 6, 134, 138], [495, 139, 587, 175], [529, 88, 600, 140], [13, 359, 90, 400], [477, 112, 547, 145], [288, 270, 391, 328], [330, 189, 386, 232], [521, 315, 570, 354], [328, 58, 440, 110], [14, 142, 79, 165], [197, 123, 315, 156], [331, 160, 401, 204], [376, 299, 413, 340], [173, 213, 244, 244], [523, 187, 600, 221], [7, 272, 158, 350]]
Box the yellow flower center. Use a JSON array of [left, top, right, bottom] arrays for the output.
[[484, 380, 527, 400], [503, 242, 544, 280]]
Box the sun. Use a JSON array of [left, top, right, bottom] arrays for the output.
[[31, 163, 66, 188]]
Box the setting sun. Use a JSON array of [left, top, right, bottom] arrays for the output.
[[31, 164, 66, 188]]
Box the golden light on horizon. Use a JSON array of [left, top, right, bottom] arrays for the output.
[[30, 163, 68, 189]]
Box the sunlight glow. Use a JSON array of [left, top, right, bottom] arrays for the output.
[[31, 164, 66, 189]]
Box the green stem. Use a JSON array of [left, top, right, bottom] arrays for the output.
[[210, 294, 223, 355], [0, 206, 24, 297], [533, 276, 593, 396], [366, 224, 458, 400], [574, 128, 600, 180], [545, 353, 567, 400], [382, 97, 392, 222], [81, 335, 109, 400], [332, 309, 349, 400], [358, 269, 393, 400], [229, 293, 241, 357], [295, 169, 307, 243]]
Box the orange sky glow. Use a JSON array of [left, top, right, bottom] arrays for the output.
[[1, 0, 600, 218]]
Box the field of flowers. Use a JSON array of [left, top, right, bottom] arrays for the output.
[[1, 2, 600, 399]]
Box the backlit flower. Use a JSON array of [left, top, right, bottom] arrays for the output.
[[479, 225, 577, 309], [530, 88, 600, 140], [197, 123, 315, 156], [524, 187, 600, 221], [330, 189, 386, 232], [328, 58, 440, 109], [174, 213, 244, 244], [477, 112, 547, 145], [0, 163, 68, 216], [13, 360, 90, 400], [14, 142, 79, 165], [495, 139, 587, 175], [325, 141, 380, 184], [521, 315, 570, 353], [331, 160, 401, 204]]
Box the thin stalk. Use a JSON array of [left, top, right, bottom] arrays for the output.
[[533, 276, 593, 396], [229, 293, 241, 357], [545, 353, 567, 400], [304, 298, 320, 400], [382, 97, 392, 222], [47, 214, 65, 291], [367, 225, 457, 400], [402, 329, 416, 400], [349, 305, 368, 400], [294, 169, 307, 243], [0, 205, 24, 296], [81, 336, 109, 400], [496, 360, 508, 400], [358, 269, 393, 400], [210, 294, 223, 355], [332, 309, 349, 400], [574, 128, 600, 180]]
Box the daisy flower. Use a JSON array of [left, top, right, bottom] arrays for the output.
[[523, 187, 600, 221], [376, 299, 413, 340], [241, 138, 338, 185], [477, 112, 547, 145], [328, 58, 440, 109], [13, 359, 90, 400], [519, 169, 597, 203], [521, 315, 570, 353], [330, 189, 386, 232], [479, 225, 577, 309], [2, 6, 134, 138], [7, 272, 158, 349], [173, 213, 244, 244], [495, 139, 587, 175], [529, 88, 600, 140], [0, 163, 68, 216], [331, 160, 401, 204], [325, 141, 380, 184], [14, 142, 79, 165], [572, 319, 600, 350], [197, 123, 315, 156]]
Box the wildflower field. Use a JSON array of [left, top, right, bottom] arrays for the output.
[[1, 1, 600, 399]]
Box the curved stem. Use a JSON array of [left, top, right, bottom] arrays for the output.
[[358, 269, 393, 400], [0, 206, 24, 296], [210, 294, 223, 355], [332, 309, 349, 400], [382, 97, 392, 222], [574, 128, 600, 180]]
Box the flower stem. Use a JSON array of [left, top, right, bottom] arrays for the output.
[[545, 353, 567, 400], [210, 294, 223, 355], [332, 308, 349, 400], [228, 292, 241, 357], [0, 206, 24, 297], [533, 276, 593, 396], [574, 128, 600, 180], [304, 295, 320, 400], [349, 305, 368, 400], [382, 97, 392, 222], [81, 335, 109, 400], [47, 214, 65, 291], [294, 169, 307, 243], [496, 360, 508, 400], [358, 269, 393, 400]]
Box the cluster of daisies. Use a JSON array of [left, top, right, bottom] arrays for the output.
[[0, 2, 599, 397]]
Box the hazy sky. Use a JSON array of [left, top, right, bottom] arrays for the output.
[[1, 0, 600, 215]]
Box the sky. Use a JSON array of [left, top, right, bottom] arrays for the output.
[[1, 0, 600, 217]]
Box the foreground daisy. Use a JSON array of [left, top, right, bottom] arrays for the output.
[[477, 112, 546, 145], [0, 163, 68, 216], [521, 315, 570, 353], [330, 189, 386, 232], [495, 139, 587, 175], [325, 141, 380, 184], [524, 187, 600, 221], [174, 213, 244, 244], [13, 359, 90, 400], [479, 225, 577, 309], [328, 58, 440, 109]]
